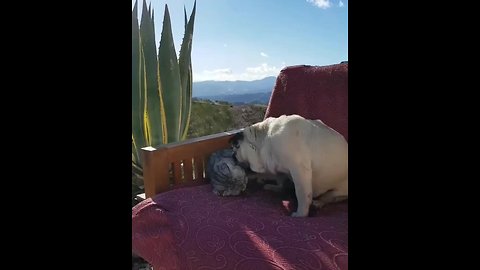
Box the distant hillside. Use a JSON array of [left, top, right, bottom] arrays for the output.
[[201, 91, 272, 105], [187, 101, 234, 138], [193, 76, 276, 97], [187, 100, 266, 139]]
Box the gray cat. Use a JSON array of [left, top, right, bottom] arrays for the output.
[[206, 149, 248, 196]]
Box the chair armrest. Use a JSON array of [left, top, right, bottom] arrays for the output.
[[141, 129, 243, 198]]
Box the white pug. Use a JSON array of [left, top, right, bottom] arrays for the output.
[[230, 114, 348, 217]]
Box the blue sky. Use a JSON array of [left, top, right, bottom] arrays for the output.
[[132, 0, 348, 82]]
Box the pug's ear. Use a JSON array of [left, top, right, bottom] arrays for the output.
[[229, 132, 244, 149]]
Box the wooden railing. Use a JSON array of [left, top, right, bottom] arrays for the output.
[[141, 129, 243, 198]]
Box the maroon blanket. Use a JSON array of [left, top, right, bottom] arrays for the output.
[[265, 63, 348, 140], [132, 184, 347, 270]]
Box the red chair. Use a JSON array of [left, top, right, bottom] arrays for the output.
[[132, 62, 348, 270]]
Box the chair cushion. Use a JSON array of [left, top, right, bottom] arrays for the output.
[[265, 63, 348, 140], [132, 183, 348, 270]]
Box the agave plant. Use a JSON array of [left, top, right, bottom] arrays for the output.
[[132, 0, 196, 189]]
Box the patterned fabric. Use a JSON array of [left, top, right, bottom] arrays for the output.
[[132, 184, 348, 270], [265, 63, 348, 140]]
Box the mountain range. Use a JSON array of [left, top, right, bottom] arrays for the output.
[[192, 76, 276, 105], [195, 92, 272, 105]]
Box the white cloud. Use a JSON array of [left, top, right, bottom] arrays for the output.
[[307, 0, 331, 9], [194, 68, 234, 82], [246, 63, 278, 75], [260, 52, 269, 58], [194, 63, 287, 82], [204, 68, 232, 75], [339, 1, 344, 7]]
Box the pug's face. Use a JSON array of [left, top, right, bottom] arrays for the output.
[[230, 130, 266, 173]]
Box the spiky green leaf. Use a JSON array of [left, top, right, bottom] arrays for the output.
[[141, 0, 166, 147], [132, 0, 146, 165], [179, 1, 196, 139], [158, 4, 182, 143], [181, 62, 193, 140], [184, 6, 187, 30]]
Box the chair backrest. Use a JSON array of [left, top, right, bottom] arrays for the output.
[[265, 63, 348, 140]]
